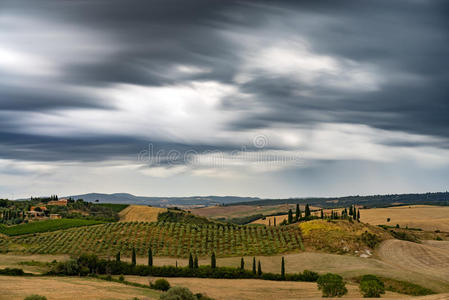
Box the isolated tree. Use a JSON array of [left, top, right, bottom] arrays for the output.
[[131, 248, 136, 266], [148, 247, 153, 267], [257, 260, 262, 276], [320, 209, 324, 219], [116, 251, 121, 262], [189, 253, 194, 269], [194, 255, 199, 269], [252, 257, 256, 274], [357, 210, 360, 221], [240, 257, 245, 270], [288, 209, 293, 224], [317, 273, 347, 297], [305, 204, 311, 217], [295, 204, 301, 221], [211, 252, 216, 269], [281, 257, 285, 279], [274, 217, 276, 226]]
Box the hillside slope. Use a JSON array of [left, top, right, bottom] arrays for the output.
[[0, 222, 303, 258], [361, 205, 449, 232], [118, 205, 166, 222], [378, 239, 449, 285]]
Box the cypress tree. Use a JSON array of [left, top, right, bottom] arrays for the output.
[[116, 251, 120, 262], [269, 219, 271, 226], [357, 209, 360, 221], [281, 257, 285, 279], [320, 209, 324, 219], [211, 252, 216, 269], [295, 204, 301, 221], [131, 248, 136, 266], [194, 255, 199, 269], [252, 257, 256, 274], [305, 204, 311, 217], [257, 260, 262, 276], [349, 205, 353, 216], [240, 257, 245, 270], [288, 209, 293, 224], [148, 247, 153, 267], [274, 217, 276, 226], [353, 208, 357, 220], [189, 253, 194, 269]]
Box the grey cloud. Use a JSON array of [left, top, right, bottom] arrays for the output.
[[0, 0, 448, 164]]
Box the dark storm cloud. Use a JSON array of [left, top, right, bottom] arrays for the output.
[[0, 0, 448, 163]]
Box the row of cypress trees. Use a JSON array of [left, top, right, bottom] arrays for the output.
[[115, 248, 288, 277]]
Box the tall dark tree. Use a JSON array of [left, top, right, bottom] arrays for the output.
[[240, 257, 245, 270], [148, 247, 153, 267], [131, 248, 136, 266], [305, 204, 311, 217], [116, 251, 120, 262], [295, 204, 301, 222], [274, 217, 276, 226], [252, 257, 256, 274], [357, 209, 361, 221], [194, 255, 199, 269], [211, 252, 216, 269], [349, 205, 354, 216], [353, 208, 357, 220], [288, 209, 293, 224], [281, 257, 285, 279], [189, 253, 194, 269], [320, 209, 324, 219], [257, 260, 262, 276], [269, 219, 271, 226]]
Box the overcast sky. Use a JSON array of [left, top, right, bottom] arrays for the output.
[[1, 0, 448, 199]]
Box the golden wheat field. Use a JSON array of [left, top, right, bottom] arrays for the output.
[[118, 205, 167, 222], [191, 204, 320, 220], [0, 276, 160, 300], [124, 276, 407, 300], [360, 205, 449, 232], [378, 239, 449, 285]]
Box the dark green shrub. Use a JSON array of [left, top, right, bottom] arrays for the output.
[[359, 231, 381, 248], [119, 274, 125, 281], [151, 278, 171, 291], [317, 273, 348, 297], [359, 275, 385, 298], [0, 267, 25, 275], [160, 286, 196, 300], [24, 296, 47, 300]]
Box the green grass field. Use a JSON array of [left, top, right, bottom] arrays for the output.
[[0, 219, 106, 236], [0, 221, 303, 258]]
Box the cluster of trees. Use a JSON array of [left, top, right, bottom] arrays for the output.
[[0, 196, 121, 225]]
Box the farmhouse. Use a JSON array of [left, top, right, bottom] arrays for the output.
[[48, 198, 68, 206], [30, 206, 47, 212], [50, 214, 62, 219], [26, 210, 45, 218]]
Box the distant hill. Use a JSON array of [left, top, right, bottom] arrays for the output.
[[67, 193, 261, 207], [226, 192, 449, 208]]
